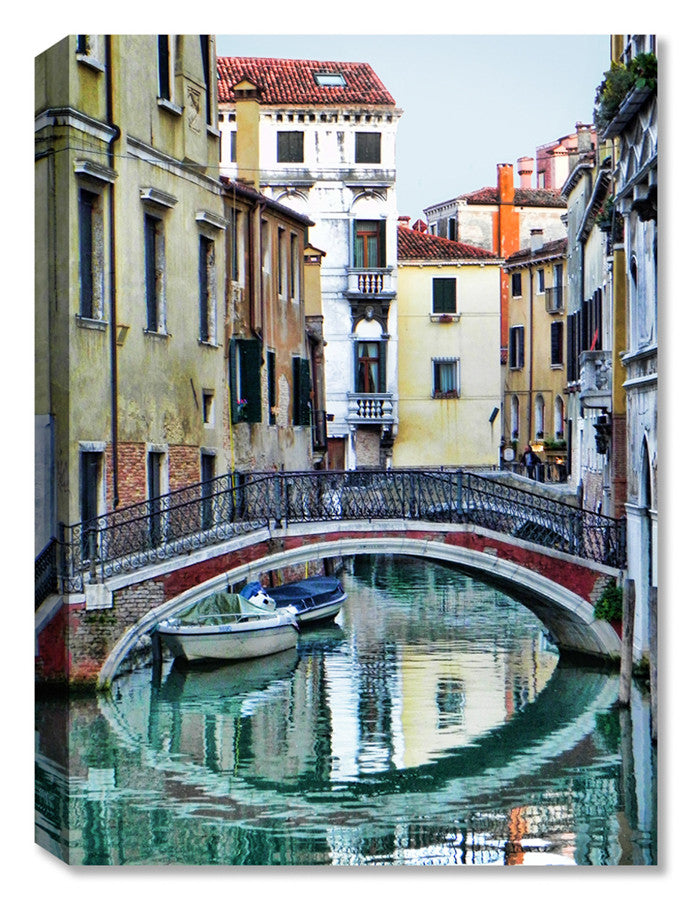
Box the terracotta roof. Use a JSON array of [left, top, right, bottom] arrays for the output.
[[505, 237, 568, 266], [458, 186, 567, 208], [397, 225, 497, 261], [217, 56, 396, 106]]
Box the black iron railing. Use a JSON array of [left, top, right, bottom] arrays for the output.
[[48, 469, 626, 594], [35, 538, 59, 608]]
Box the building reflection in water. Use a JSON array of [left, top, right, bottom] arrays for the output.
[[35, 555, 656, 866]]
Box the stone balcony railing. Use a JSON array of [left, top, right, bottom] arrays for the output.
[[579, 350, 612, 408], [346, 392, 396, 425], [346, 268, 394, 296]]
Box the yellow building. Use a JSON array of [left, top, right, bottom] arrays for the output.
[[393, 224, 502, 468], [35, 35, 226, 549], [503, 233, 568, 477]]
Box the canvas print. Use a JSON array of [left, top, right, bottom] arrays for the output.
[[34, 33, 658, 867]]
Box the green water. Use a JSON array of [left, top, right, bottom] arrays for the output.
[[35, 555, 657, 865]]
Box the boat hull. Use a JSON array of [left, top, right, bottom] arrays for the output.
[[158, 616, 298, 663]]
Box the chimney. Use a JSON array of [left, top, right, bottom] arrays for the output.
[[497, 163, 515, 205], [530, 228, 544, 253], [517, 156, 534, 189], [576, 122, 593, 156], [233, 77, 261, 189], [398, 215, 411, 225]]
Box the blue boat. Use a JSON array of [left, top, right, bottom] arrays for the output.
[[239, 575, 347, 626]]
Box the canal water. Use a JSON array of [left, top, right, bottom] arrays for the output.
[[35, 555, 657, 866]]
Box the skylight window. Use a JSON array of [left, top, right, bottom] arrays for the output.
[[314, 72, 346, 87]]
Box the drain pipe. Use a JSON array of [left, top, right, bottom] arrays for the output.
[[106, 36, 121, 507]]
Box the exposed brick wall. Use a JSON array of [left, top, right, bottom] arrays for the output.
[[169, 445, 202, 491]]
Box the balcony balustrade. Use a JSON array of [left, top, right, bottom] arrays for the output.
[[346, 392, 396, 425], [346, 268, 394, 296], [545, 285, 564, 313]]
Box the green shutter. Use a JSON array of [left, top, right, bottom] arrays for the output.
[[378, 219, 386, 267], [433, 278, 456, 314], [240, 339, 263, 423], [229, 338, 239, 423], [293, 357, 312, 426]]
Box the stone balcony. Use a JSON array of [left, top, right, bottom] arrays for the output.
[[346, 392, 396, 425], [346, 268, 395, 297], [579, 350, 612, 409]]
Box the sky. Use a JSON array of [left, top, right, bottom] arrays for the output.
[[216, 33, 611, 221]]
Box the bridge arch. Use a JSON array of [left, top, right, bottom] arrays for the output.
[[98, 526, 621, 689]]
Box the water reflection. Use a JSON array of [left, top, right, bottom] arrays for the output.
[[35, 555, 656, 865]]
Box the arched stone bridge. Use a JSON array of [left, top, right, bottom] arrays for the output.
[[35, 470, 626, 690]]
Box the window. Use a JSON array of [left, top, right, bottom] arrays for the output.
[[432, 278, 457, 314], [356, 342, 383, 394], [277, 131, 304, 163], [200, 35, 213, 125], [80, 450, 103, 556], [550, 321, 564, 366], [278, 228, 285, 296], [535, 395, 545, 438], [290, 233, 300, 300], [144, 213, 166, 333], [293, 357, 312, 426], [511, 395, 520, 439], [78, 188, 104, 319], [230, 209, 240, 281], [199, 235, 216, 343], [229, 338, 262, 424], [509, 326, 525, 369], [147, 451, 165, 547], [267, 350, 277, 425], [229, 130, 237, 162], [202, 390, 214, 425], [437, 217, 457, 240], [157, 35, 172, 101], [432, 358, 459, 398], [448, 218, 457, 241], [75, 35, 104, 70], [537, 269, 545, 294], [355, 132, 381, 164], [554, 396, 565, 439], [511, 272, 522, 298], [353, 220, 385, 268], [314, 72, 346, 87]]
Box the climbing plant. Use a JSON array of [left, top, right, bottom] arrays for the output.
[[594, 578, 623, 622]]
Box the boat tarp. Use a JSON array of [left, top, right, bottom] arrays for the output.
[[176, 591, 243, 625]]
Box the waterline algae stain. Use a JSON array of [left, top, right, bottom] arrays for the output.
[[35, 556, 656, 865]]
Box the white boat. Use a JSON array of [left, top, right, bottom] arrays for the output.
[[239, 576, 347, 626], [157, 590, 299, 663]]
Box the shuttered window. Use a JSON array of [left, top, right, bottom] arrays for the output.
[[550, 321, 564, 366], [292, 357, 312, 427], [432, 278, 457, 314], [277, 131, 304, 163], [229, 338, 262, 424]]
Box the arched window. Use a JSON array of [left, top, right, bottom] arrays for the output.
[[511, 395, 519, 440], [554, 395, 564, 439], [535, 394, 545, 438]]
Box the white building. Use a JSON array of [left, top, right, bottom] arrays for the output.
[[217, 56, 402, 469]]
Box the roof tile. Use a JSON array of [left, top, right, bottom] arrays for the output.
[[397, 225, 497, 261], [217, 56, 396, 106]]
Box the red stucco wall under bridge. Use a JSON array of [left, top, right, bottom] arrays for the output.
[[35, 520, 623, 690]]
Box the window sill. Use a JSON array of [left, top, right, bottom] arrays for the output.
[[198, 339, 220, 349], [76, 54, 105, 73], [157, 98, 183, 116], [76, 315, 107, 331], [432, 391, 460, 400], [430, 314, 460, 323], [144, 328, 170, 340]]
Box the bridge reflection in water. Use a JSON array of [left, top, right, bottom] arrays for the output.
[[35, 557, 656, 866]]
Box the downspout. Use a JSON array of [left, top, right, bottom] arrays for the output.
[[527, 267, 534, 442], [106, 36, 121, 507]]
